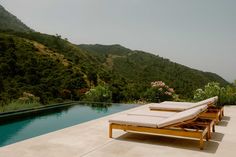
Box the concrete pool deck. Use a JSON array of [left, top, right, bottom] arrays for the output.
[[0, 105, 235, 157]]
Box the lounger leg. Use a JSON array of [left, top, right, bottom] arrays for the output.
[[207, 127, 211, 140], [109, 124, 113, 138], [200, 136, 204, 150], [219, 108, 224, 121], [216, 116, 219, 125], [220, 110, 223, 120]]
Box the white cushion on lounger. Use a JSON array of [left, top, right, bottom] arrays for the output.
[[156, 105, 208, 128], [149, 103, 194, 111], [149, 96, 218, 111], [185, 96, 218, 107], [163, 101, 201, 110], [109, 115, 165, 128], [162, 101, 195, 105], [127, 108, 175, 118], [186, 97, 216, 109], [196, 97, 217, 106]]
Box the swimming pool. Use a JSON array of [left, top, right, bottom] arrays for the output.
[[0, 103, 139, 147]]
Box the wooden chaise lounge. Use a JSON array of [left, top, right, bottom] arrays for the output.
[[127, 108, 215, 138], [109, 105, 212, 150], [149, 96, 224, 124]]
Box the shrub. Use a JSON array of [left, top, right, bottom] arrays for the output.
[[18, 92, 40, 104], [144, 81, 175, 102], [193, 82, 236, 105], [0, 92, 41, 112], [0, 101, 41, 112], [220, 86, 236, 105], [83, 84, 112, 102], [194, 82, 221, 101]]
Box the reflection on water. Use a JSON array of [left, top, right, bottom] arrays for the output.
[[0, 103, 139, 147], [87, 103, 112, 113]]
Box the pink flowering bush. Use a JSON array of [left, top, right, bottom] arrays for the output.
[[144, 81, 175, 102]]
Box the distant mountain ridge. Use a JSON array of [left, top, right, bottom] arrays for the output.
[[0, 4, 229, 105], [0, 4, 32, 32]]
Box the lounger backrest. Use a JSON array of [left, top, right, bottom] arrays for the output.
[[156, 104, 208, 128], [149, 96, 218, 111], [196, 96, 218, 106], [185, 96, 218, 110]]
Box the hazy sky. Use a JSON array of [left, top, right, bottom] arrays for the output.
[[1, 0, 236, 82]]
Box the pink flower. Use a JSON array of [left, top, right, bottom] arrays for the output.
[[165, 91, 172, 96], [151, 81, 165, 88], [168, 88, 174, 93]]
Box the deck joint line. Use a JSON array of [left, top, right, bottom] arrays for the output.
[[79, 139, 115, 157]]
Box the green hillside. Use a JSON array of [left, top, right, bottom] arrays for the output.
[[0, 30, 125, 105], [0, 30, 229, 105], [0, 32, 88, 105], [0, 5, 32, 32], [79, 44, 228, 98]]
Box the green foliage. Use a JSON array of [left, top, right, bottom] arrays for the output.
[[219, 86, 236, 105], [0, 91, 41, 112], [83, 84, 112, 102], [1, 101, 40, 112], [80, 44, 229, 99], [0, 30, 231, 108], [194, 82, 221, 101], [17, 92, 40, 103], [0, 100, 41, 113], [194, 82, 236, 105], [0, 33, 89, 105], [144, 81, 175, 102], [234, 80, 236, 87]]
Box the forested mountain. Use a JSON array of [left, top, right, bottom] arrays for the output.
[[0, 4, 229, 106], [79, 44, 228, 98], [0, 5, 32, 32], [0, 30, 114, 105]]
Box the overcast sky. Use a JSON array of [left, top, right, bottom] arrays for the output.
[[1, 0, 236, 82]]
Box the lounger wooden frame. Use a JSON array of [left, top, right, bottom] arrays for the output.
[[202, 106, 224, 122], [109, 117, 213, 150], [190, 118, 215, 139]]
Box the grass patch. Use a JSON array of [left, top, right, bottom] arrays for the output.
[[0, 101, 42, 113]]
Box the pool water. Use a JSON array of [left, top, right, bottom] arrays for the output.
[[0, 103, 139, 147]]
